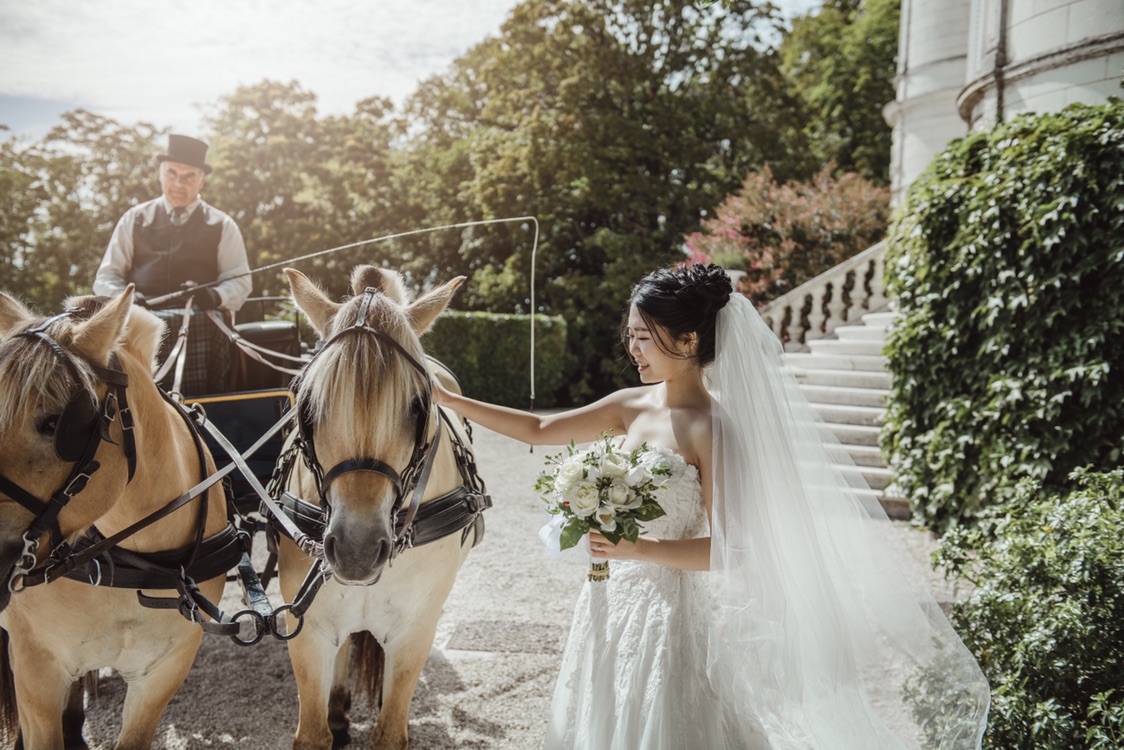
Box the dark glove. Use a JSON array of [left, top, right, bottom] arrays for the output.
[[193, 287, 222, 310], [132, 290, 150, 308], [180, 281, 221, 311]]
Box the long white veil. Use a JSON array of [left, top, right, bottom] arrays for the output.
[[706, 294, 990, 749]]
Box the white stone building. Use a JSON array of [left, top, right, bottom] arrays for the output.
[[884, 0, 1124, 205]]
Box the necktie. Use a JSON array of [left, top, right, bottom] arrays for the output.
[[172, 207, 187, 225]]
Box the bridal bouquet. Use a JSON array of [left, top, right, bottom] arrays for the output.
[[535, 434, 670, 582]]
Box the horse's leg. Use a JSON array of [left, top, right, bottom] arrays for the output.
[[290, 632, 343, 750], [368, 616, 441, 750], [328, 640, 352, 749], [61, 676, 88, 750], [114, 631, 201, 750], [10, 655, 69, 750]]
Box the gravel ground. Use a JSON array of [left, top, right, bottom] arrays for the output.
[[77, 424, 957, 750]]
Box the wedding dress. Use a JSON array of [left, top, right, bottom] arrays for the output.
[[544, 447, 760, 749], [542, 294, 989, 749]]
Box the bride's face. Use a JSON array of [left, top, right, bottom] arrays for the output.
[[624, 304, 695, 384]]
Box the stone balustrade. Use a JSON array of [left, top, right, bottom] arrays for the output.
[[756, 241, 890, 351]]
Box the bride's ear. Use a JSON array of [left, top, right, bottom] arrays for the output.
[[680, 332, 699, 358]]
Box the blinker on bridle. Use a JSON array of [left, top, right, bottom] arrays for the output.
[[295, 287, 441, 561], [0, 306, 137, 593]]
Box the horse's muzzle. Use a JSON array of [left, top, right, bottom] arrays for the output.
[[322, 514, 394, 585]]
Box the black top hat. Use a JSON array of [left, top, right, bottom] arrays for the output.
[[157, 134, 212, 175]]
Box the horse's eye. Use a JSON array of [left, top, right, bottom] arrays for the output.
[[37, 414, 60, 436]]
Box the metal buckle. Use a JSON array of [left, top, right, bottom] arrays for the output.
[[8, 532, 40, 593]]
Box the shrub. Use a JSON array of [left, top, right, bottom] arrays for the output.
[[882, 99, 1124, 530], [425, 310, 568, 409], [684, 163, 889, 305], [907, 469, 1124, 749]]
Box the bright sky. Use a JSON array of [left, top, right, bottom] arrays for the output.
[[0, 0, 822, 141]]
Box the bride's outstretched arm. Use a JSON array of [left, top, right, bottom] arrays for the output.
[[434, 382, 631, 446]]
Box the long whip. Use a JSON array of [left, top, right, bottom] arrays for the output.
[[146, 215, 542, 409]]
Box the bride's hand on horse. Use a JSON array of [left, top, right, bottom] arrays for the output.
[[589, 530, 644, 562], [432, 382, 452, 407]]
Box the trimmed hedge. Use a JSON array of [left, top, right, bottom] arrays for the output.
[[882, 99, 1124, 530], [426, 311, 568, 408]]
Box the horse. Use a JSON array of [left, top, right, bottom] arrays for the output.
[[274, 266, 490, 750], [0, 288, 236, 749]]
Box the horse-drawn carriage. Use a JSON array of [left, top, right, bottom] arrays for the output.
[[0, 265, 493, 750]]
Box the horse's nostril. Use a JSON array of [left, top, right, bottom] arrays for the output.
[[323, 535, 337, 563], [373, 539, 391, 567]]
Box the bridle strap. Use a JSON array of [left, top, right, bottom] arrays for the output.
[[0, 310, 135, 552], [319, 458, 402, 497], [294, 287, 440, 557]]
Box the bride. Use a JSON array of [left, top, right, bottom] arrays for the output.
[[435, 263, 990, 749]]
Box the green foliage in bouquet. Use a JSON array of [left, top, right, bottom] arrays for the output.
[[882, 99, 1124, 530], [905, 469, 1124, 749], [535, 435, 670, 550]]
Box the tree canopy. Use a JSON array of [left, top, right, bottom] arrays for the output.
[[1, 0, 901, 401]]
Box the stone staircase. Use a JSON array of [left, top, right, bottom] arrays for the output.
[[784, 310, 909, 519]]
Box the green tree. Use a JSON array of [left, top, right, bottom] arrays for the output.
[[201, 80, 402, 307], [0, 111, 164, 308], [397, 0, 808, 400], [780, 0, 899, 184]]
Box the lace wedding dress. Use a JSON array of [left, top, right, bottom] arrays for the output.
[[541, 294, 989, 749], [543, 448, 760, 749]]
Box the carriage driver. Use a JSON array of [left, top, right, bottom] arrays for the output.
[[93, 134, 252, 396]]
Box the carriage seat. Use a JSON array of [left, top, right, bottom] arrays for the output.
[[229, 320, 302, 392]]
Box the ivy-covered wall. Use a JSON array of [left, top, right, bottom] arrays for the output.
[[882, 98, 1124, 530], [426, 311, 568, 409]]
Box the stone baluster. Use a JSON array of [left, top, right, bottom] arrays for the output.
[[784, 302, 805, 350], [824, 274, 849, 334], [806, 280, 829, 342], [867, 255, 888, 311]]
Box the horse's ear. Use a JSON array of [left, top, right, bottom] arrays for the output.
[[285, 268, 340, 337], [406, 276, 465, 335], [71, 285, 134, 365], [0, 292, 34, 338], [351, 266, 408, 304], [126, 306, 167, 372]]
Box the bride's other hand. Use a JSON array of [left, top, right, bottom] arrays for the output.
[[589, 530, 644, 561]]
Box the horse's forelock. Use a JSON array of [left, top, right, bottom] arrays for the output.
[[350, 267, 411, 306], [300, 294, 428, 454], [0, 316, 97, 431]]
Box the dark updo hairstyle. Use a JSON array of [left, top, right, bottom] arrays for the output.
[[625, 263, 733, 367]]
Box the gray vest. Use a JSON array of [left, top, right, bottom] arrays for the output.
[[130, 203, 223, 306]]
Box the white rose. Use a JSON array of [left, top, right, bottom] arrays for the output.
[[599, 451, 630, 478], [571, 481, 600, 517], [595, 507, 618, 533], [584, 462, 602, 483], [623, 465, 650, 488], [554, 457, 585, 496], [606, 480, 632, 509]]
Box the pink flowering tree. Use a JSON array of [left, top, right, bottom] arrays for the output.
[[685, 164, 890, 305]]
